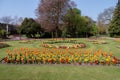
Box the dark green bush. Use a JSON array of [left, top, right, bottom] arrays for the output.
[[0, 43, 10, 48]]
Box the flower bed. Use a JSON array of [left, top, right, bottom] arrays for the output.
[[88, 39, 107, 44], [93, 41, 108, 44], [115, 38, 120, 42], [1, 48, 120, 65], [42, 39, 86, 49], [42, 43, 86, 49], [19, 40, 33, 44], [43, 40, 77, 44]]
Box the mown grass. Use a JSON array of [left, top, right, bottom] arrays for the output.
[[0, 64, 120, 80], [0, 38, 120, 80]]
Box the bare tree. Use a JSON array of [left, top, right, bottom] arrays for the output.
[[36, 0, 76, 38], [98, 7, 114, 24], [97, 7, 114, 34], [12, 16, 24, 40], [0, 16, 13, 24], [12, 16, 23, 26], [0, 16, 13, 37]]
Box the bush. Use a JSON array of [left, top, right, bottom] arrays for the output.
[[0, 29, 7, 38], [0, 43, 10, 48]]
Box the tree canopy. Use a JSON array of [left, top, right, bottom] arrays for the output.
[[63, 8, 97, 38], [19, 18, 42, 38], [36, 0, 76, 38], [109, 0, 120, 37]]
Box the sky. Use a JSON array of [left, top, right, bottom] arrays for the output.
[[0, 0, 118, 21]]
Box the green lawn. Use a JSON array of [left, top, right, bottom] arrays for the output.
[[0, 38, 120, 80], [0, 64, 120, 80]]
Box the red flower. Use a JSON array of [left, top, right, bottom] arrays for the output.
[[4, 57, 8, 62], [60, 59, 65, 63]]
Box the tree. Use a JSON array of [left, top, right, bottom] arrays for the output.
[[0, 16, 13, 37], [36, 0, 76, 38], [12, 16, 23, 26], [83, 16, 98, 37], [97, 21, 106, 34], [97, 7, 114, 34], [12, 16, 24, 39], [63, 8, 83, 37], [89, 24, 98, 36], [19, 18, 42, 38], [63, 8, 97, 38], [109, 0, 120, 37], [0, 16, 13, 24]]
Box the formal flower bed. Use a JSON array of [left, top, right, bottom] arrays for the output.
[[42, 43, 86, 49], [88, 39, 107, 44], [43, 39, 77, 44], [93, 41, 107, 44], [115, 38, 120, 42], [0, 42, 10, 48], [42, 39, 86, 49], [19, 40, 33, 44], [1, 48, 120, 65]]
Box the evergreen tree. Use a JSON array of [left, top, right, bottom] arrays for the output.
[[19, 18, 42, 38], [109, 0, 120, 37]]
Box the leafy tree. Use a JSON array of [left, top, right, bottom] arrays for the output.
[[90, 24, 98, 36], [36, 0, 76, 38], [19, 18, 42, 38], [109, 0, 120, 37], [63, 8, 83, 37], [81, 16, 98, 37], [63, 8, 97, 38], [97, 21, 106, 34]]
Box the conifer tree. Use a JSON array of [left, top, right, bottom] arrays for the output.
[[109, 0, 120, 37]]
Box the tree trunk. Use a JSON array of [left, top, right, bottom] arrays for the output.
[[55, 29, 58, 38], [19, 33, 21, 40]]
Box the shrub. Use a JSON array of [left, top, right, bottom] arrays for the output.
[[0, 29, 7, 38], [0, 43, 10, 48]]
